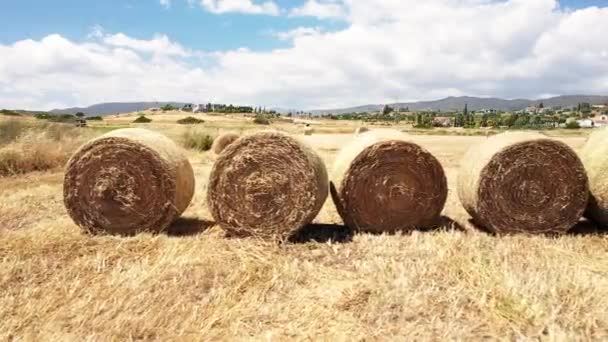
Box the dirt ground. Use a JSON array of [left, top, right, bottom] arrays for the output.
[[1, 127, 607, 340]]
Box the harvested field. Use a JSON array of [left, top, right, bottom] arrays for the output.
[[1, 122, 607, 340]]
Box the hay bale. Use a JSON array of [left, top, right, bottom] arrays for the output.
[[64, 128, 195, 235], [207, 131, 328, 240], [354, 127, 369, 136], [330, 130, 447, 233], [211, 132, 239, 154], [304, 127, 314, 136], [458, 132, 588, 234], [579, 128, 608, 227]]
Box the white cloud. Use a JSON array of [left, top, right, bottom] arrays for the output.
[[101, 33, 191, 57], [160, 0, 171, 9], [289, 0, 346, 19], [200, 0, 280, 15], [271, 27, 323, 41], [1, 0, 608, 111]]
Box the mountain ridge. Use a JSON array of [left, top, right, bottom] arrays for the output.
[[309, 95, 608, 115], [47, 95, 608, 116]]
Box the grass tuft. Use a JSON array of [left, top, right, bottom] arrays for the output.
[[181, 129, 215, 151]]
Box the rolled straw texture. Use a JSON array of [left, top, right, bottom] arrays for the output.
[[458, 132, 588, 234], [331, 130, 447, 233], [64, 128, 195, 235], [207, 131, 328, 240]]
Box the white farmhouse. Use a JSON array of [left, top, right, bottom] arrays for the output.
[[577, 118, 595, 128], [193, 104, 205, 113]]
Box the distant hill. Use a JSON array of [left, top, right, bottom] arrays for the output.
[[47, 95, 608, 116], [50, 102, 188, 116], [310, 95, 608, 114]]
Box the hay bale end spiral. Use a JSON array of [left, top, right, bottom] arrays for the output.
[[207, 131, 328, 240], [63, 128, 195, 235], [331, 130, 447, 233], [458, 132, 588, 234]]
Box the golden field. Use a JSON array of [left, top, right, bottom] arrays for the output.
[[0, 113, 607, 340]]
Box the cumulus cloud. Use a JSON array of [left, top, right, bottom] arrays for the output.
[[271, 27, 323, 41], [1, 0, 608, 110], [102, 33, 191, 57], [289, 0, 346, 19], [160, 0, 171, 9], [200, 0, 280, 15]]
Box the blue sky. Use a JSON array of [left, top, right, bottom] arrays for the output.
[[0, 0, 602, 51], [0, 0, 347, 51], [0, 0, 607, 110]]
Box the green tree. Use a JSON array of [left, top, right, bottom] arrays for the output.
[[480, 115, 488, 128], [75, 112, 85, 118], [382, 105, 394, 115], [513, 115, 530, 128]]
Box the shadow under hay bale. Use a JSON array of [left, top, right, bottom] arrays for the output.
[[458, 132, 588, 235], [166, 218, 216, 237], [330, 130, 447, 234], [207, 131, 328, 241], [418, 216, 466, 233], [568, 219, 608, 236], [289, 223, 354, 243], [64, 128, 195, 236]]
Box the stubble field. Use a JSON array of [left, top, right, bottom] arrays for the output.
[[1, 116, 607, 340]]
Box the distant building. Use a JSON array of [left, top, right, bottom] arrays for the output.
[[433, 116, 453, 127], [577, 118, 595, 128], [193, 104, 209, 113], [593, 115, 608, 127]]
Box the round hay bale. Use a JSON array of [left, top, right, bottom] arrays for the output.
[[304, 127, 314, 136], [458, 132, 588, 234], [331, 130, 447, 233], [207, 131, 328, 240], [211, 132, 239, 154], [354, 127, 369, 136], [64, 128, 195, 235], [579, 128, 608, 227]]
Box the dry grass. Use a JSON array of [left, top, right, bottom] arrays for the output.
[[180, 128, 216, 151], [0, 122, 94, 176], [1, 126, 607, 340]]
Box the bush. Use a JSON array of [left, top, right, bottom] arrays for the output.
[[181, 129, 215, 151], [86, 116, 103, 121], [565, 121, 581, 129], [35, 113, 52, 120], [253, 115, 270, 125], [0, 109, 21, 116], [0, 120, 27, 144], [43, 123, 81, 141], [177, 116, 205, 125], [0, 128, 89, 176], [133, 115, 152, 123]]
